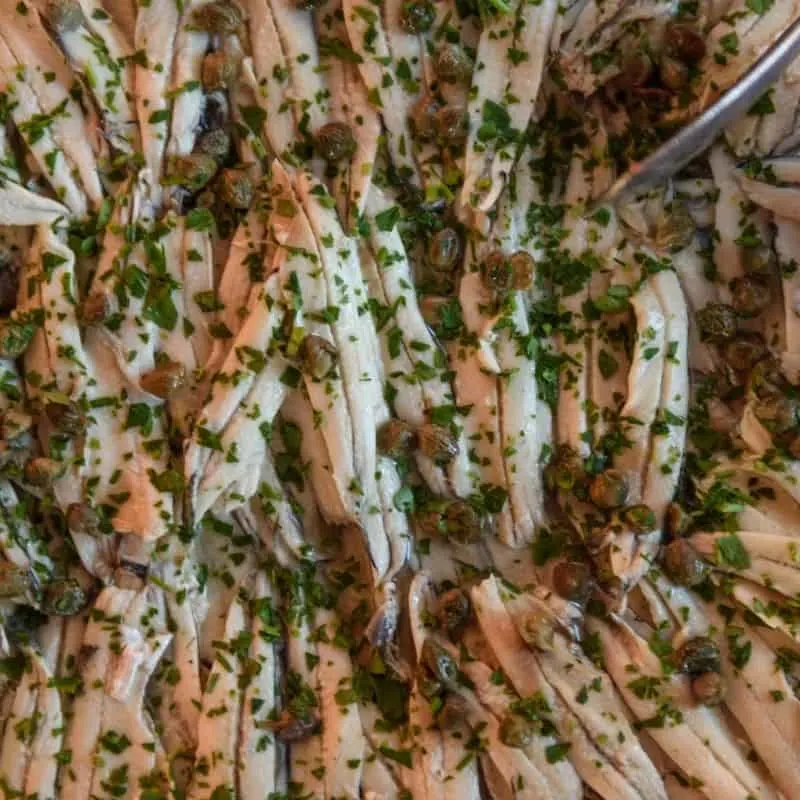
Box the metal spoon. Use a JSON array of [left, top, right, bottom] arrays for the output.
[[600, 14, 800, 205]]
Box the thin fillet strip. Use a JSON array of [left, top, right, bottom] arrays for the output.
[[134, 0, 180, 189], [0, 6, 104, 206], [0, 36, 86, 217]]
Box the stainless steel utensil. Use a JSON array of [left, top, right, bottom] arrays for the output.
[[600, 14, 800, 206]]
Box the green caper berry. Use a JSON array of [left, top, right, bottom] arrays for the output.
[[191, 1, 244, 34], [434, 43, 472, 84], [679, 637, 722, 675], [696, 303, 737, 342], [314, 122, 356, 162], [589, 469, 629, 510], [662, 539, 707, 587]]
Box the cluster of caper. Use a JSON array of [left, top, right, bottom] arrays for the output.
[[748, 360, 800, 454], [678, 636, 726, 706], [166, 4, 254, 216], [608, 21, 706, 117], [697, 285, 800, 451], [546, 445, 656, 531], [0, 560, 88, 617], [479, 249, 535, 310], [417, 637, 466, 725], [399, 2, 473, 156], [413, 497, 494, 545], [378, 418, 460, 465], [418, 226, 463, 293]]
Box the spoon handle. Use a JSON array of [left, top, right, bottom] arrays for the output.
[[601, 15, 800, 205]]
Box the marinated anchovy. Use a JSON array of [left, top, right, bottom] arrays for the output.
[[461, 0, 558, 217], [0, 34, 87, 216], [472, 575, 666, 800], [134, 0, 180, 188], [0, 5, 104, 206], [343, 0, 421, 187], [187, 589, 247, 800], [408, 572, 481, 799], [43, 0, 137, 153]]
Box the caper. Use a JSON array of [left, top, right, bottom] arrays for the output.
[[0, 562, 34, 601], [665, 502, 690, 538], [203, 90, 230, 130], [23, 457, 61, 487], [202, 51, 238, 91], [665, 22, 706, 64], [427, 228, 462, 273], [141, 360, 187, 399], [400, 0, 435, 33], [589, 469, 629, 510], [743, 244, 776, 277], [191, 1, 244, 34], [480, 250, 513, 293], [654, 203, 695, 251], [620, 504, 657, 534], [518, 608, 554, 651], [47, 0, 84, 32], [435, 106, 468, 146], [616, 52, 654, 89], [498, 713, 535, 748], [508, 251, 535, 290], [78, 292, 113, 326], [410, 93, 439, 141], [691, 671, 725, 706], [437, 588, 471, 638], [662, 539, 707, 587], [443, 500, 492, 545], [314, 122, 356, 162], [696, 303, 737, 342], [731, 277, 770, 318], [417, 423, 459, 465], [377, 419, 416, 459], [0, 315, 38, 359], [679, 637, 721, 675], [414, 504, 446, 538], [552, 561, 592, 607], [434, 43, 472, 84], [545, 448, 581, 496], [421, 639, 459, 687], [747, 358, 783, 399], [722, 332, 767, 373], [41, 578, 88, 616], [171, 153, 218, 191], [44, 400, 85, 435], [299, 334, 338, 379], [219, 168, 254, 210], [66, 502, 103, 538], [197, 129, 231, 161], [659, 55, 689, 91], [753, 389, 799, 434]]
